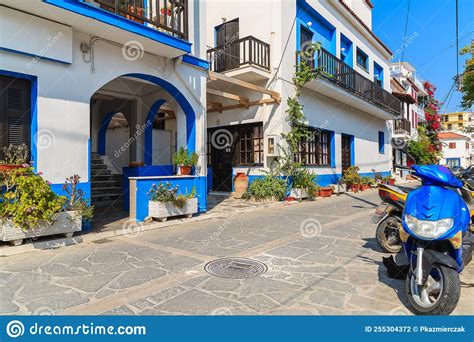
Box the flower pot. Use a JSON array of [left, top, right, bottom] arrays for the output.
[[330, 183, 346, 194], [148, 198, 198, 222], [0, 164, 22, 172], [319, 186, 333, 198], [233, 173, 249, 198], [313, 189, 320, 197], [1, 211, 82, 246], [289, 188, 309, 200], [179, 166, 193, 175], [129, 161, 144, 167], [350, 185, 359, 193], [387, 179, 395, 185]]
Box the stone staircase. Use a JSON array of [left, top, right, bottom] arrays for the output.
[[91, 153, 123, 207]]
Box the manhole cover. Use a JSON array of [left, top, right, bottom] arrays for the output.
[[204, 258, 267, 279]]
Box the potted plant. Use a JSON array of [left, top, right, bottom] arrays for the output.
[[172, 147, 199, 176], [341, 166, 361, 193], [63, 175, 94, 232], [0, 144, 29, 172], [360, 176, 372, 191], [290, 169, 318, 200], [147, 182, 198, 222], [319, 186, 334, 197], [383, 176, 396, 185], [0, 168, 85, 246]]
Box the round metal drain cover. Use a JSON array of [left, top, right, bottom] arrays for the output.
[[204, 258, 267, 279]]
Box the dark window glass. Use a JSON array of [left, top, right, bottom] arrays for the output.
[[295, 128, 331, 166]]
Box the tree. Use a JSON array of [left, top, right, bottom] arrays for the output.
[[460, 41, 474, 110]]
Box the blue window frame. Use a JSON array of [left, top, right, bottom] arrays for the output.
[[374, 62, 384, 87], [378, 131, 385, 154], [356, 47, 368, 70]]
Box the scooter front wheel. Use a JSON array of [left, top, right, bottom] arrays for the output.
[[376, 217, 402, 253], [406, 264, 460, 315]]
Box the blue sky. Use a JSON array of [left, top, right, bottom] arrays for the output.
[[372, 0, 473, 113]]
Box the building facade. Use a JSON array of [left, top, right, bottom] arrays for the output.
[[438, 132, 471, 168], [440, 111, 474, 131], [389, 61, 429, 175], [204, 0, 401, 191], [0, 0, 209, 221]]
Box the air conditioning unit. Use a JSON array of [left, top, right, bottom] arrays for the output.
[[266, 135, 281, 157]]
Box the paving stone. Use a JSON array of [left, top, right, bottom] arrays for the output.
[[309, 291, 346, 309], [267, 246, 310, 259], [110, 267, 166, 289], [26, 291, 89, 313]]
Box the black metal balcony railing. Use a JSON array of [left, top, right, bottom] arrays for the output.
[[297, 48, 402, 115], [93, 0, 188, 39], [207, 36, 270, 73], [394, 118, 411, 135]]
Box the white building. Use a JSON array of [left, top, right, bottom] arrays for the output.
[[439, 132, 471, 168], [0, 0, 209, 221], [204, 0, 402, 191]]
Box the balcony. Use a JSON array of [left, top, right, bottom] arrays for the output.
[[299, 48, 402, 116], [92, 0, 188, 39], [207, 36, 270, 81], [394, 118, 411, 135]]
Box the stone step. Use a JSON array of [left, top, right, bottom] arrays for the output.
[[91, 169, 112, 176], [91, 164, 107, 170], [91, 175, 116, 182], [91, 193, 123, 200], [92, 187, 123, 195], [91, 180, 120, 188]]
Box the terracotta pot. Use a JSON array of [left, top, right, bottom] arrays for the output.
[[319, 186, 333, 198], [350, 185, 359, 193], [129, 161, 144, 167], [180, 166, 192, 175], [387, 179, 395, 185], [0, 164, 22, 172], [234, 172, 249, 194], [313, 189, 320, 197]]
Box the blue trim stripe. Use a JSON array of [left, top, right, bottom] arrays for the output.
[[42, 0, 191, 53], [181, 54, 210, 70], [0, 47, 71, 65]]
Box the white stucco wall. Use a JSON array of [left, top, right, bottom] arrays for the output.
[[440, 138, 470, 168]]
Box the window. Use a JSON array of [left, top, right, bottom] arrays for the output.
[[378, 131, 385, 154], [237, 125, 263, 165], [0, 76, 31, 156], [459, 114, 463, 121], [295, 128, 331, 166], [459, 123, 464, 128], [356, 48, 368, 70], [373, 62, 383, 86], [448, 124, 452, 130], [152, 112, 166, 130], [449, 142, 456, 149]]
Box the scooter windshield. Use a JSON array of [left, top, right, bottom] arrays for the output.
[[412, 165, 463, 188]]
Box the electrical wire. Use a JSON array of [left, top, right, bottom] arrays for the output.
[[400, 0, 411, 62]]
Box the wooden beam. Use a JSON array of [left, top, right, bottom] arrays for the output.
[[207, 88, 249, 103], [208, 71, 281, 102], [207, 98, 276, 113]]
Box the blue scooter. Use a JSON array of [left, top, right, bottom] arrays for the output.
[[397, 164, 473, 315]]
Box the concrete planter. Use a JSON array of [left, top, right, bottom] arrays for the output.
[[148, 197, 198, 222], [289, 188, 310, 200], [330, 183, 346, 194], [1, 211, 82, 246]]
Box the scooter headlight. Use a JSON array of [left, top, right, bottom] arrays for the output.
[[403, 214, 453, 239]]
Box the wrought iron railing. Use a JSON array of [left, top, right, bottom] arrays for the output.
[[297, 48, 402, 115], [93, 0, 188, 39], [394, 118, 412, 135], [207, 36, 270, 72]]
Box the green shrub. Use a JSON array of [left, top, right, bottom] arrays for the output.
[[0, 167, 66, 229], [147, 182, 195, 208], [341, 166, 361, 186], [1, 144, 29, 165], [172, 147, 199, 167], [292, 169, 318, 193], [245, 175, 287, 201]]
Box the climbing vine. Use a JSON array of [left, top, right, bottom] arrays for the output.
[[278, 42, 322, 176]]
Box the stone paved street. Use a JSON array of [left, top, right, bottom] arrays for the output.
[[1, 189, 473, 315]]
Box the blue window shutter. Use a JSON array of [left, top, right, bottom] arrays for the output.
[[378, 131, 385, 154]]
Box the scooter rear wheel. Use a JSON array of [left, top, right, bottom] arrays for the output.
[[406, 264, 460, 315], [376, 217, 402, 253]]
